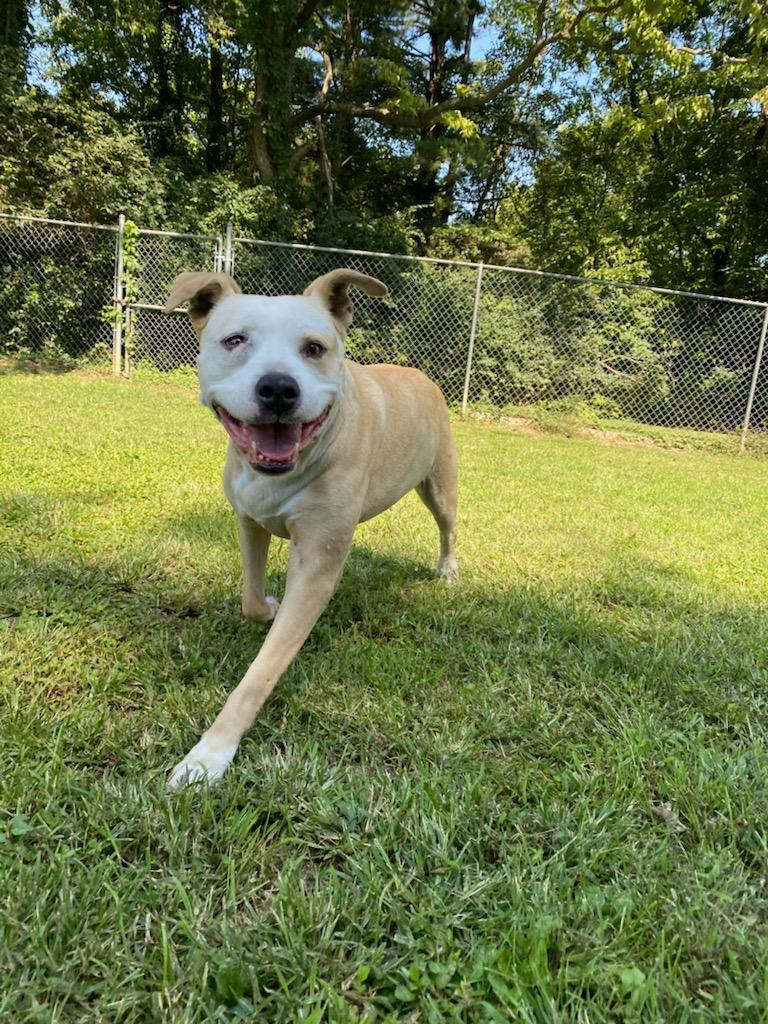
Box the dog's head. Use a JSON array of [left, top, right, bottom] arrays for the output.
[[165, 269, 388, 474]]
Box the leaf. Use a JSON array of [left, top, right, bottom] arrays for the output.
[[619, 966, 646, 994], [10, 815, 34, 837], [439, 111, 479, 139]]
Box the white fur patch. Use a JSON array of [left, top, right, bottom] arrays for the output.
[[437, 556, 458, 581], [167, 736, 237, 790]]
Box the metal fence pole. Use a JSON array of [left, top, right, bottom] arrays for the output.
[[124, 304, 134, 378], [214, 234, 224, 272], [224, 222, 234, 276], [461, 262, 484, 417], [112, 213, 126, 376], [739, 304, 768, 451]]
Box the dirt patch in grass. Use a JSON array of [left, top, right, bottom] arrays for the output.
[[471, 409, 757, 455]]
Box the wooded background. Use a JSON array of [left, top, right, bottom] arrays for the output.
[[1, 0, 767, 299]]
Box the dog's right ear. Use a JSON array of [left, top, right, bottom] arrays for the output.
[[164, 272, 242, 334], [303, 269, 388, 329]]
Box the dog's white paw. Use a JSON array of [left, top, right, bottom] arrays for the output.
[[243, 594, 280, 623], [436, 557, 458, 582], [167, 737, 237, 791]]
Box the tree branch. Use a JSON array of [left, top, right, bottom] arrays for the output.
[[288, 138, 316, 168], [674, 45, 748, 65], [290, 1, 623, 130]]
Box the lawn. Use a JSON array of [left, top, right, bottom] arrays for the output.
[[2, 369, 768, 1023]]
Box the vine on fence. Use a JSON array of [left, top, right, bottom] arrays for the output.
[[121, 219, 140, 370], [101, 218, 140, 371]]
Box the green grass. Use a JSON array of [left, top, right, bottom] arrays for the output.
[[2, 370, 768, 1023]]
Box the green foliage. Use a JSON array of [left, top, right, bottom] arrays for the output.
[[520, 3, 768, 300], [170, 176, 299, 240], [0, 89, 167, 225], [121, 219, 141, 305], [427, 223, 533, 267]]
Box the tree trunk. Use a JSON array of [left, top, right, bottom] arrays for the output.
[[711, 244, 729, 292], [151, 1, 186, 158], [206, 36, 225, 172], [1, 0, 28, 78], [411, 5, 477, 242], [248, 67, 276, 184], [412, 26, 449, 241]]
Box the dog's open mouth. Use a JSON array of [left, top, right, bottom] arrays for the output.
[[213, 403, 331, 473]]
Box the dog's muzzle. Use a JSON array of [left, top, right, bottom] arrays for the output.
[[213, 403, 331, 473]]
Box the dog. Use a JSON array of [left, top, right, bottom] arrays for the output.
[[163, 268, 458, 788]]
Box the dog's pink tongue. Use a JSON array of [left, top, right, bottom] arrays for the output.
[[248, 422, 301, 459]]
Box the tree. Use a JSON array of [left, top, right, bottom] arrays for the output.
[[3, 0, 767, 296], [517, 0, 768, 298]]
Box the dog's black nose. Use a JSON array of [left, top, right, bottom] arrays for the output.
[[255, 373, 300, 417]]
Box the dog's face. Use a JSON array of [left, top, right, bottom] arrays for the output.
[[198, 293, 344, 474], [165, 269, 387, 474]]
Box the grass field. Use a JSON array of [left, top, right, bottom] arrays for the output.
[[2, 369, 768, 1023]]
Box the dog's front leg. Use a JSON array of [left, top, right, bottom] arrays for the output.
[[168, 524, 354, 789], [238, 515, 279, 623]]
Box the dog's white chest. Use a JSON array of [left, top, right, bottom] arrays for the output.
[[226, 460, 304, 539]]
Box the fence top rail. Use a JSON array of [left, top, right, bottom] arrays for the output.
[[132, 302, 184, 312], [137, 227, 220, 242], [0, 211, 117, 233], [233, 234, 482, 270], [234, 235, 768, 309]]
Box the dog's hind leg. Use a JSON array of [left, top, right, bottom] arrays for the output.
[[417, 431, 458, 581], [238, 515, 279, 623]]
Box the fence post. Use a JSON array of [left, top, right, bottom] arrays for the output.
[[112, 213, 125, 376], [739, 304, 768, 452], [461, 262, 484, 417], [124, 304, 134, 378], [224, 221, 234, 276], [214, 234, 224, 273]]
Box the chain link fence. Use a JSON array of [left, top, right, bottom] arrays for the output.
[[0, 215, 118, 368], [128, 227, 221, 372], [2, 212, 767, 450], [231, 237, 768, 444]]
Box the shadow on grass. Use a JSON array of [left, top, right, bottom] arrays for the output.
[[4, 519, 766, 733], [0, 356, 97, 376]]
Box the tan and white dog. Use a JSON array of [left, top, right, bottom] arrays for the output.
[[163, 269, 458, 788]]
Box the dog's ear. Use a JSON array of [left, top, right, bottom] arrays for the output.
[[164, 272, 242, 333], [303, 269, 388, 329]]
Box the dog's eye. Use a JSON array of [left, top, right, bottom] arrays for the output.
[[221, 334, 246, 351], [303, 340, 325, 359]]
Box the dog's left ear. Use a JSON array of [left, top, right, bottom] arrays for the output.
[[303, 269, 388, 329], [164, 271, 242, 334]]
